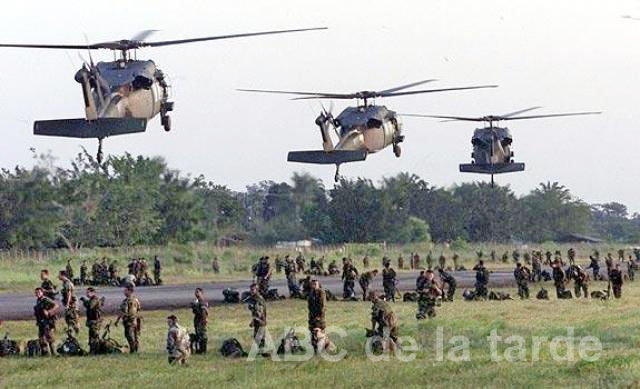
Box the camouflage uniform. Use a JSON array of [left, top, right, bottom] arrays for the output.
[[80, 262, 88, 285], [342, 262, 358, 300], [64, 297, 80, 335], [34, 295, 57, 355], [82, 295, 103, 354], [247, 293, 267, 348], [167, 322, 191, 365], [108, 261, 119, 284], [191, 298, 209, 354], [153, 257, 162, 285], [572, 266, 589, 298], [371, 299, 398, 342], [416, 288, 438, 320], [513, 264, 530, 299], [65, 260, 74, 281], [610, 268, 623, 298], [362, 256, 370, 269], [255, 259, 272, 296], [552, 264, 567, 298], [41, 279, 58, 300], [438, 269, 457, 301], [382, 266, 397, 302], [359, 271, 376, 301], [531, 254, 542, 282], [397, 255, 404, 269], [61, 277, 75, 307], [473, 263, 489, 299], [307, 287, 326, 350], [212, 257, 220, 274], [285, 260, 301, 298], [119, 294, 142, 353], [587, 257, 600, 281]]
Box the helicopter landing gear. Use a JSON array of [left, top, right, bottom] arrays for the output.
[[97, 137, 104, 165], [161, 101, 174, 132], [334, 164, 341, 182], [393, 143, 401, 158]]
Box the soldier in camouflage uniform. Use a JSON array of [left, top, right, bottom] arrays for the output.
[[605, 253, 614, 278], [166, 315, 191, 365], [153, 256, 162, 285], [438, 254, 446, 269], [328, 260, 339, 275], [285, 258, 301, 298], [587, 255, 600, 281], [254, 256, 272, 296], [65, 259, 74, 281], [382, 261, 397, 302], [362, 256, 370, 269], [370, 291, 398, 350], [342, 258, 358, 300], [568, 248, 576, 266], [212, 257, 220, 274], [58, 270, 75, 308], [531, 253, 542, 282], [108, 260, 119, 284], [610, 264, 623, 298], [359, 269, 378, 301], [247, 284, 267, 350], [117, 285, 142, 353], [513, 263, 531, 299], [295, 254, 305, 273], [397, 254, 404, 270], [80, 287, 103, 354], [627, 256, 636, 282], [191, 288, 209, 354], [34, 287, 60, 356], [416, 269, 436, 291], [570, 265, 589, 298], [40, 269, 58, 300], [64, 295, 80, 335], [437, 268, 457, 301], [416, 284, 442, 320], [274, 255, 283, 274], [308, 279, 327, 351], [552, 260, 567, 299], [80, 260, 88, 286], [473, 260, 489, 299]]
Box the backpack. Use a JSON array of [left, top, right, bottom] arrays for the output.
[[220, 338, 247, 358], [277, 329, 305, 355], [57, 331, 86, 356], [96, 323, 125, 354], [536, 288, 549, 300], [0, 333, 20, 357], [403, 292, 418, 302], [223, 288, 240, 304], [26, 339, 43, 357]]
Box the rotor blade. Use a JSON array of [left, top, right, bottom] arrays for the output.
[[379, 79, 438, 94], [131, 30, 159, 42], [502, 111, 602, 121], [501, 106, 542, 118], [237, 88, 353, 99], [0, 43, 94, 50], [380, 85, 498, 97], [401, 114, 485, 121], [141, 27, 327, 47]]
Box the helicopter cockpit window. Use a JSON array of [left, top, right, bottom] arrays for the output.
[[132, 76, 153, 90], [366, 118, 383, 129]]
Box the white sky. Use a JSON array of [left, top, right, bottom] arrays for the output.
[[1, 0, 639, 211]]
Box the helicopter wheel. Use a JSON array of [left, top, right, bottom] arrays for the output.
[[162, 115, 172, 132], [393, 144, 401, 158]]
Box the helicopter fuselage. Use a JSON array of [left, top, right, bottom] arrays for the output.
[[470, 126, 513, 165], [326, 105, 402, 154]]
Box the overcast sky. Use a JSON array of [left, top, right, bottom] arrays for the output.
[[1, 0, 639, 211]]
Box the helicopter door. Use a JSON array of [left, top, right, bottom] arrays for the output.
[[362, 118, 385, 152]]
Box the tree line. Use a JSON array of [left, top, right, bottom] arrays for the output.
[[0, 151, 638, 249]]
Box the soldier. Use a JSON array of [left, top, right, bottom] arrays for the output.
[[116, 285, 142, 353], [512, 250, 521, 263], [309, 257, 317, 274], [58, 270, 75, 308], [473, 260, 489, 299], [80, 287, 103, 354], [490, 250, 497, 262], [362, 255, 370, 269], [523, 252, 531, 266], [552, 260, 567, 299], [617, 249, 625, 262], [513, 263, 530, 299], [247, 284, 267, 350], [342, 258, 358, 300], [370, 291, 398, 351], [108, 260, 119, 284], [295, 253, 305, 273], [397, 254, 404, 270], [212, 257, 220, 274], [605, 253, 614, 277], [587, 255, 600, 281], [627, 256, 635, 282], [191, 288, 209, 354], [416, 269, 436, 292], [359, 269, 378, 301], [285, 258, 301, 298], [166, 315, 191, 365], [34, 287, 59, 356], [254, 256, 272, 296], [274, 255, 284, 274], [64, 295, 80, 335], [531, 253, 542, 282], [413, 252, 421, 269], [437, 268, 457, 301], [65, 259, 74, 281], [317, 256, 326, 274], [153, 256, 162, 285], [545, 251, 553, 265], [382, 261, 397, 302], [416, 284, 442, 320], [80, 260, 88, 286], [327, 260, 339, 275], [501, 252, 509, 263], [610, 264, 623, 298], [308, 279, 327, 351], [452, 254, 460, 270], [40, 269, 58, 300], [568, 248, 576, 266], [570, 265, 589, 298], [438, 254, 446, 269]]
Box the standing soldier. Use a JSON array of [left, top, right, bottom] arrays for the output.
[[545, 251, 553, 265], [108, 260, 119, 284], [513, 263, 530, 299], [552, 260, 567, 299], [65, 259, 74, 281], [382, 261, 397, 302], [604, 253, 614, 277], [308, 279, 327, 351], [247, 284, 267, 351], [191, 288, 209, 354], [452, 254, 460, 271], [587, 255, 600, 281], [610, 264, 623, 298], [34, 287, 59, 356], [362, 255, 370, 269], [58, 270, 75, 308], [397, 254, 404, 270], [274, 255, 284, 274], [166, 315, 191, 365], [255, 256, 272, 296], [295, 253, 305, 273], [531, 253, 542, 282], [473, 260, 489, 299], [370, 291, 398, 351], [512, 250, 521, 263], [416, 284, 442, 320], [80, 287, 103, 354], [568, 248, 576, 266], [64, 296, 80, 335], [627, 256, 635, 282], [359, 269, 378, 301], [285, 258, 301, 298], [413, 252, 421, 269], [437, 268, 457, 301], [617, 249, 625, 262], [317, 256, 326, 274], [40, 270, 58, 300], [425, 251, 433, 269], [438, 254, 446, 270], [80, 260, 88, 286], [571, 265, 589, 298], [153, 256, 162, 285], [341, 258, 358, 300], [212, 257, 220, 274], [116, 285, 142, 353]]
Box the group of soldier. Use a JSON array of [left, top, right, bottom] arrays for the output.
[[56, 256, 163, 288]]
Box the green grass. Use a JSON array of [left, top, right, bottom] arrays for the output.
[[0, 242, 630, 294], [2, 280, 640, 388]]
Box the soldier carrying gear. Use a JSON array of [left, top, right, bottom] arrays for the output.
[[341, 258, 358, 300], [40, 269, 58, 300], [370, 291, 398, 351], [166, 315, 191, 365], [568, 248, 576, 265], [295, 254, 306, 273], [531, 253, 542, 282], [327, 260, 340, 275], [33, 287, 59, 356], [605, 253, 614, 278], [473, 260, 489, 299], [58, 270, 75, 308], [362, 256, 370, 269], [64, 295, 80, 335], [308, 279, 330, 351], [285, 259, 301, 298], [79, 260, 88, 286], [587, 255, 600, 281], [81, 287, 104, 354], [570, 265, 589, 298], [438, 254, 446, 269], [514, 263, 531, 299], [254, 256, 272, 296], [397, 254, 404, 270], [437, 268, 457, 301], [108, 260, 119, 284], [552, 260, 569, 299], [191, 288, 209, 354], [359, 269, 378, 301], [416, 269, 436, 292], [416, 284, 442, 320], [65, 259, 74, 281], [153, 256, 162, 285], [247, 284, 267, 351], [382, 262, 397, 302], [627, 256, 636, 282], [116, 285, 142, 353], [610, 264, 624, 298]]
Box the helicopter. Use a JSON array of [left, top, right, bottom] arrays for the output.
[[239, 80, 497, 181], [403, 107, 601, 186], [0, 27, 326, 163]]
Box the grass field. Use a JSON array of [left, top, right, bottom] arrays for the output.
[[0, 242, 633, 294], [1, 279, 640, 388]]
